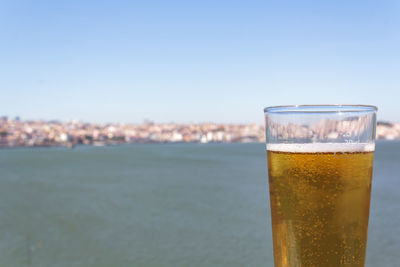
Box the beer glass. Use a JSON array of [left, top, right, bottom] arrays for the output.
[[264, 105, 377, 267]]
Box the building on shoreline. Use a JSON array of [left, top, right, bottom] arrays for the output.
[[0, 117, 399, 148]]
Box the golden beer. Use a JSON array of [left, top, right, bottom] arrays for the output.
[[267, 143, 374, 267]]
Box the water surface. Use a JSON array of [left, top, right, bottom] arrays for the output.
[[0, 142, 398, 266]]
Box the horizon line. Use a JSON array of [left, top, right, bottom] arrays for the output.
[[1, 115, 398, 125]]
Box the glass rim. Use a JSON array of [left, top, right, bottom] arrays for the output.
[[264, 104, 377, 114]]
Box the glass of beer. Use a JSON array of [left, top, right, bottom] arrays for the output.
[[264, 105, 377, 267]]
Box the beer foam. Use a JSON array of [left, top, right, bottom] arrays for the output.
[[266, 143, 375, 153]]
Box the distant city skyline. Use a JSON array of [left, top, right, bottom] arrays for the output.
[[0, 114, 399, 125], [1, 116, 399, 149], [1, 1, 399, 123]]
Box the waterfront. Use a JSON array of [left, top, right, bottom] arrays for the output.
[[0, 117, 264, 147], [0, 142, 399, 266], [1, 117, 399, 148]]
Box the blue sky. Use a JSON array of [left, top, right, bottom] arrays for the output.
[[1, 0, 399, 123]]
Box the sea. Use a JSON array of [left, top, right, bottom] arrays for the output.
[[0, 142, 399, 267]]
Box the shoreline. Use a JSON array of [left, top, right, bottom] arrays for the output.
[[1, 117, 399, 149], [0, 139, 398, 150]]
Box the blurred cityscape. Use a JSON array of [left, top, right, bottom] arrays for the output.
[[0, 116, 399, 148]]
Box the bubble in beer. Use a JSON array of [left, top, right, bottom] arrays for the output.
[[267, 143, 374, 267]]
